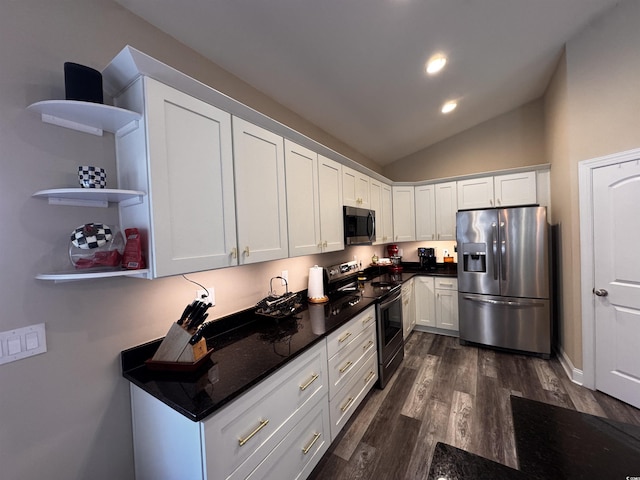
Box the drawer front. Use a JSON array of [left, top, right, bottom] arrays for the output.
[[327, 323, 376, 398], [237, 395, 331, 480], [434, 278, 457, 291], [329, 352, 378, 441], [326, 305, 375, 359], [203, 342, 327, 479]]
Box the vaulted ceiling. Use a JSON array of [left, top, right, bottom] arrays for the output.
[[115, 0, 620, 166]]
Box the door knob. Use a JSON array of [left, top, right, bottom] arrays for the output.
[[593, 288, 608, 297]]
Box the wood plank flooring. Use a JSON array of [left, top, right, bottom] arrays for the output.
[[308, 332, 640, 480]]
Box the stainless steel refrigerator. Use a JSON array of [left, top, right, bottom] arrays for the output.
[[456, 206, 551, 357]]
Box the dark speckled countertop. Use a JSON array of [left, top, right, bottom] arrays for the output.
[[121, 295, 376, 422]]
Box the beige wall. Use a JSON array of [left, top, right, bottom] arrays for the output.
[[544, 0, 640, 371], [0, 1, 382, 479], [382, 99, 546, 182]]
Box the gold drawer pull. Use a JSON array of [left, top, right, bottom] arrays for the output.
[[238, 419, 269, 447], [243, 246, 250, 257], [339, 361, 353, 373], [363, 340, 374, 351], [341, 397, 355, 412], [338, 331, 352, 343], [302, 432, 322, 455], [299, 373, 319, 391], [362, 315, 373, 325], [365, 370, 375, 383]]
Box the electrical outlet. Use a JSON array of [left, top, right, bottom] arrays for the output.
[[196, 287, 215, 306], [281, 270, 288, 286], [443, 249, 449, 257]]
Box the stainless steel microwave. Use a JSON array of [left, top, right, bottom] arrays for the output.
[[343, 206, 375, 245]]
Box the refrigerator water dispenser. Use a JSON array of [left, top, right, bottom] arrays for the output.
[[462, 243, 486, 272]]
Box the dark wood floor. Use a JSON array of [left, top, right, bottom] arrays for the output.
[[308, 331, 640, 480]]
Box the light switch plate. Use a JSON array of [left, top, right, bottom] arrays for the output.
[[0, 323, 47, 365]]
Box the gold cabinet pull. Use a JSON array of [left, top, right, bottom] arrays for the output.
[[361, 315, 373, 325], [231, 247, 237, 259], [302, 432, 321, 455], [338, 331, 352, 343], [299, 373, 319, 391], [340, 397, 355, 412], [363, 340, 374, 352], [243, 246, 250, 257], [365, 370, 375, 383], [339, 361, 353, 374], [323, 240, 328, 248], [238, 419, 269, 446]]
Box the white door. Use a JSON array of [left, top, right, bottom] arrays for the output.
[[592, 159, 640, 408], [434, 181, 457, 241], [392, 186, 416, 242], [415, 184, 436, 241]]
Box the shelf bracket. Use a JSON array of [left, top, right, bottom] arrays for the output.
[[47, 197, 108, 208], [41, 113, 103, 136], [116, 119, 139, 138]]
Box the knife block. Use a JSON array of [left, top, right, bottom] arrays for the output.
[[151, 323, 209, 363]]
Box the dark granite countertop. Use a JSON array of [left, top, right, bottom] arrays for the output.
[[121, 295, 376, 422]]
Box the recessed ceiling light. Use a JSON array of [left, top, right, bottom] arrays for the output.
[[426, 54, 447, 75], [441, 100, 457, 114]]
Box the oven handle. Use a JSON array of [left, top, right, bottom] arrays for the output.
[[378, 290, 402, 310]]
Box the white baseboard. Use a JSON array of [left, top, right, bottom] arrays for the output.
[[557, 345, 584, 386]]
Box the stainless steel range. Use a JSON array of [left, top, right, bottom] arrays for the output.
[[324, 261, 404, 388]]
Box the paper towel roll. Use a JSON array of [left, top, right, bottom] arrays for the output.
[[307, 265, 327, 302]]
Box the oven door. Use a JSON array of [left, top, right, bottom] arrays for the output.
[[376, 289, 403, 365]]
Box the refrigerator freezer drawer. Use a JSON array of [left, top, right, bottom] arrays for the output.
[[458, 293, 550, 355]]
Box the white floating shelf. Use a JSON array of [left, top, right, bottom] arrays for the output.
[[27, 100, 141, 136], [33, 188, 146, 208], [36, 269, 151, 283]]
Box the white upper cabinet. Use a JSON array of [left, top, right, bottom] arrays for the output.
[[457, 171, 537, 210], [317, 155, 345, 253], [494, 171, 537, 207], [434, 181, 457, 241], [285, 140, 321, 257], [415, 184, 436, 241], [456, 176, 495, 210], [232, 117, 288, 265], [342, 166, 370, 208], [392, 186, 416, 242], [370, 180, 394, 244], [285, 142, 344, 257], [116, 77, 237, 277]]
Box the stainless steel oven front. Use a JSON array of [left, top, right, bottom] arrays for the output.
[[375, 287, 404, 388]]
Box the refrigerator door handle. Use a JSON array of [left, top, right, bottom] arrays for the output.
[[463, 296, 545, 308], [491, 222, 498, 280], [500, 221, 507, 281]]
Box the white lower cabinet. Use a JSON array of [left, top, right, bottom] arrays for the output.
[[402, 279, 416, 338], [325, 306, 378, 441], [130, 341, 329, 480], [414, 276, 459, 333]]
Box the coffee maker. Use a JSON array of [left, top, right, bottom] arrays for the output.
[[418, 247, 436, 271]]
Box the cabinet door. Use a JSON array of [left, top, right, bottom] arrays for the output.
[[415, 184, 436, 241], [435, 287, 459, 331], [318, 155, 344, 253], [414, 276, 436, 327], [392, 186, 416, 242], [435, 181, 457, 241], [233, 117, 288, 264], [145, 78, 237, 276], [369, 179, 382, 244], [342, 166, 370, 208], [285, 140, 321, 257], [494, 171, 537, 207], [457, 176, 494, 210], [380, 183, 394, 244], [402, 280, 415, 338]]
